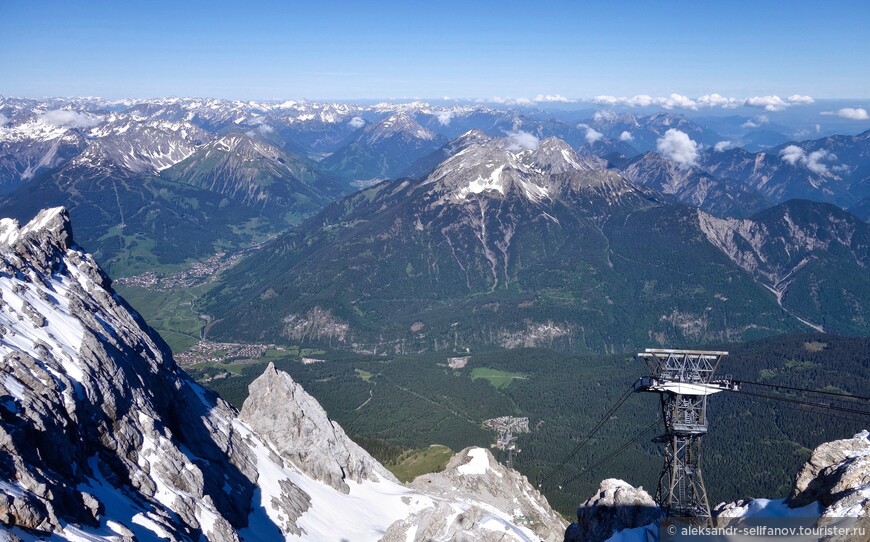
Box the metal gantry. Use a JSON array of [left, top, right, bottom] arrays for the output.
[[500, 430, 518, 469], [485, 416, 529, 469], [633, 348, 736, 521]]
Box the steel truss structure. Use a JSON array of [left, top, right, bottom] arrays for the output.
[[634, 348, 735, 521]]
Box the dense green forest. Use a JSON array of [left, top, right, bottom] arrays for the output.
[[190, 333, 870, 516]]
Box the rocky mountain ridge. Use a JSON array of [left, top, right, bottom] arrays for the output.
[[162, 133, 342, 214], [0, 208, 562, 541], [698, 200, 870, 333], [320, 113, 449, 183], [622, 151, 771, 217], [622, 129, 870, 213]]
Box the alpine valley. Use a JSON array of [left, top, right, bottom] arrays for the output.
[[205, 132, 870, 351], [1, 96, 869, 540]]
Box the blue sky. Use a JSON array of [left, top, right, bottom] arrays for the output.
[[2, 0, 868, 100]]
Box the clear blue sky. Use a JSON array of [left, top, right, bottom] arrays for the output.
[[2, 0, 868, 100]]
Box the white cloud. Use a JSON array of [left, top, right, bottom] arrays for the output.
[[698, 94, 740, 109], [779, 145, 837, 175], [744, 95, 814, 111], [656, 129, 699, 169], [741, 114, 769, 129], [257, 123, 274, 134], [348, 116, 365, 128], [534, 94, 575, 103], [503, 130, 540, 151], [435, 110, 453, 126], [714, 141, 735, 152], [593, 93, 697, 110], [625, 94, 656, 107], [821, 107, 869, 120], [578, 124, 603, 144], [745, 96, 789, 112], [619, 130, 634, 142], [779, 145, 805, 165], [592, 94, 693, 109], [591, 93, 814, 112], [659, 93, 698, 110], [805, 150, 834, 175], [40, 109, 102, 128], [592, 95, 620, 106], [0, 114, 8, 127], [491, 96, 533, 106], [593, 110, 618, 123]]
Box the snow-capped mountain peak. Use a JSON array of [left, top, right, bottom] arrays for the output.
[[367, 112, 436, 143], [453, 128, 490, 145], [422, 135, 637, 207], [424, 140, 546, 203], [0, 206, 70, 247], [525, 136, 602, 174], [208, 132, 280, 160]]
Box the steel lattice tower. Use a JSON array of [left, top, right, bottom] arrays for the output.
[[634, 349, 734, 521]]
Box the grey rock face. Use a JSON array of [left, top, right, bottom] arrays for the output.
[[0, 208, 258, 539], [527, 136, 605, 174], [574, 478, 659, 542], [239, 362, 397, 493], [410, 447, 567, 542], [0, 131, 88, 192], [622, 151, 771, 219], [382, 501, 529, 542], [789, 430, 870, 516]]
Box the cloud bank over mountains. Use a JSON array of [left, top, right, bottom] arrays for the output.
[[464, 92, 844, 114], [593, 93, 814, 111], [822, 107, 869, 120]]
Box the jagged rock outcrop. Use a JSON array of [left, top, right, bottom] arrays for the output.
[[409, 447, 567, 541], [713, 431, 869, 542], [569, 479, 659, 542], [621, 151, 769, 218], [382, 501, 533, 542], [788, 430, 870, 516], [239, 362, 397, 493], [0, 207, 259, 540]]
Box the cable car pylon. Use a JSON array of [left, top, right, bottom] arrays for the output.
[[633, 348, 738, 523]]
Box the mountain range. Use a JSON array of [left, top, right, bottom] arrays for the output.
[[1, 96, 869, 354], [203, 132, 870, 353], [624, 129, 870, 215]]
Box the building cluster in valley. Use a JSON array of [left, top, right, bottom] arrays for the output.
[[115, 246, 262, 291], [176, 339, 281, 365]]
